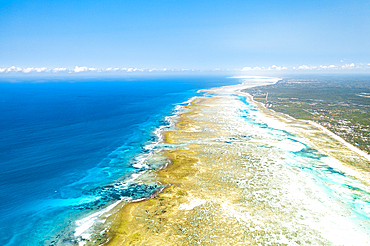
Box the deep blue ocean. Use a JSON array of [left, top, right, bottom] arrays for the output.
[[0, 76, 239, 245]]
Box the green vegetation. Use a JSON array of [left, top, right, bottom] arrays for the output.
[[243, 75, 370, 154]]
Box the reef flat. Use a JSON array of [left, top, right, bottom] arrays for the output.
[[105, 79, 370, 245]]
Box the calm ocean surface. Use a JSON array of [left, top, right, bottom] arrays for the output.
[[0, 76, 240, 245]]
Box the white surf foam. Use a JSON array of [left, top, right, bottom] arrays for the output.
[[74, 199, 122, 245]]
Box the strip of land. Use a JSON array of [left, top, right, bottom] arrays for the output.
[[244, 77, 370, 154], [100, 79, 370, 245]]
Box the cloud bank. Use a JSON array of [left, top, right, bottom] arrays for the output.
[[1, 63, 370, 75], [241, 65, 288, 71]]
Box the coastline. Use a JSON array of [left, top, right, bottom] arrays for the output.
[[236, 88, 370, 163], [236, 90, 370, 185], [66, 94, 201, 246], [308, 121, 370, 162], [102, 79, 370, 245]]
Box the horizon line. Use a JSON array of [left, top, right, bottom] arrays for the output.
[[1, 63, 370, 75]]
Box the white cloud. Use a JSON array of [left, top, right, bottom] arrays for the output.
[[341, 63, 355, 69], [106, 67, 121, 71], [241, 67, 252, 71], [241, 66, 263, 71], [22, 67, 35, 73], [2, 67, 52, 73], [294, 63, 359, 70], [124, 68, 145, 72], [148, 68, 171, 72], [269, 65, 288, 71], [242, 65, 287, 71], [318, 65, 337, 69], [294, 63, 370, 70], [52, 67, 67, 73], [0, 68, 6, 73], [296, 65, 319, 70], [35, 67, 48, 72], [6, 66, 22, 72], [18, 67, 49, 73], [73, 66, 89, 72], [297, 65, 310, 70]]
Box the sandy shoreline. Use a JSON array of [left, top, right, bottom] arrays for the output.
[[308, 121, 370, 161], [99, 79, 370, 245]]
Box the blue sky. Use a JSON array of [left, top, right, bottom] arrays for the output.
[[1, 0, 370, 73]]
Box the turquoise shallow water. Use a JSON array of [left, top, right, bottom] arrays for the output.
[[236, 94, 370, 231], [0, 76, 240, 245]]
